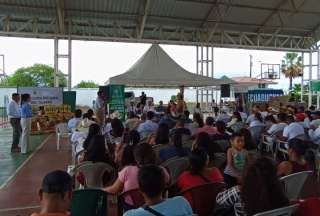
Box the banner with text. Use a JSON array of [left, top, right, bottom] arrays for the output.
[[17, 87, 63, 105], [108, 85, 125, 121]]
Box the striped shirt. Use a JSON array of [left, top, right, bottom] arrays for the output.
[[216, 185, 245, 216]]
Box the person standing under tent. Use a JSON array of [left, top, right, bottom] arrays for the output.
[[176, 93, 187, 116], [143, 100, 155, 113], [7, 93, 22, 153], [127, 101, 137, 115], [94, 90, 105, 126], [212, 99, 219, 117], [20, 93, 32, 154], [140, 92, 147, 106], [194, 103, 201, 114]]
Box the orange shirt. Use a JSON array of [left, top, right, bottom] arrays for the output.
[[31, 212, 70, 216]]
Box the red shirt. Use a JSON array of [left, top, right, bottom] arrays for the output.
[[177, 168, 223, 207], [197, 125, 217, 135]]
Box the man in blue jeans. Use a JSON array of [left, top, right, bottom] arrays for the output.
[[7, 93, 21, 153]]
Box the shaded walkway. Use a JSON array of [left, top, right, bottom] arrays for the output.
[[0, 134, 71, 215]]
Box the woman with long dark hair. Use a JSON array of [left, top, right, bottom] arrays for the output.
[[105, 143, 170, 210], [238, 128, 256, 151], [105, 118, 124, 156], [192, 132, 220, 160], [177, 149, 223, 207], [120, 130, 141, 168], [83, 135, 112, 163], [20, 93, 32, 154], [193, 113, 204, 128], [277, 138, 315, 176], [83, 123, 101, 150], [212, 121, 230, 141], [192, 132, 211, 152], [155, 123, 170, 145], [217, 157, 289, 216]]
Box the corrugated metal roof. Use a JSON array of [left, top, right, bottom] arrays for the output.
[[0, 0, 319, 50]]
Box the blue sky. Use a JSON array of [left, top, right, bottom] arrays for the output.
[[0, 36, 305, 90]]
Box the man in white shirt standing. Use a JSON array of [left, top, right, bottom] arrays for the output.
[[143, 100, 155, 113], [282, 115, 305, 141], [7, 93, 21, 152], [127, 101, 137, 115], [94, 90, 105, 126]]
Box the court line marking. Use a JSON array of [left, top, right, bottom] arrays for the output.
[[0, 135, 52, 190], [0, 205, 40, 212]]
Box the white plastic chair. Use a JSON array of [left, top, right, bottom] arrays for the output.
[[253, 204, 299, 216], [249, 125, 265, 145], [56, 123, 72, 151], [212, 153, 227, 169], [262, 130, 283, 159], [72, 138, 85, 165], [276, 140, 289, 159], [73, 161, 116, 189], [214, 139, 230, 152], [280, 170, 313, 200], [161, 156, 189, 184]]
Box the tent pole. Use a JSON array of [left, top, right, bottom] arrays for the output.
[[179, 86, 184, 99], [196, 46, 199, 104], [317, 48, 320, 109], [301, 52, 304, 103], [308, 50, 312, 108]]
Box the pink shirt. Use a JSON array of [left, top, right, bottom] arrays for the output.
[[197, 125, 217, 135], [118, 165, 170, 204]]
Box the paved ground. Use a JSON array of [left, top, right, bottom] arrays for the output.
[[0, 128, 49, 188], [0, 132, 71, 216]]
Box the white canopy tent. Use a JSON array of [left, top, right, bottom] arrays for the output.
[[106, 44, 235, 88]]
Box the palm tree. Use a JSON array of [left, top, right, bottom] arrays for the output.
[[281, 53, 303, 92]]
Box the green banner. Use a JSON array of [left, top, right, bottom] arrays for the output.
[[108, 85, 125, 121], [63, 91, 76, 112], [311, 80, 320, 92]]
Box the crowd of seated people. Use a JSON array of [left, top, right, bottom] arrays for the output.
[[36, 99, 320, 216]]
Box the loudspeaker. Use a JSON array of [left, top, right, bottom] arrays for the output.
[[221, 84, 230, 97]]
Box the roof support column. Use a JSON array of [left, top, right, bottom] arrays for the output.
[[317, 48, 320, 109], [196, 45, 215, 112], [308, 50, 312, 108], [68, 37, 72, 91], [196, 46, 199, 104], [53, 38, 72, 90], [300, 52, 304, 103], [54, 38, 59, 87]]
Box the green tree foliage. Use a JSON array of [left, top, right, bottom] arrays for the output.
[[0, 64, 67, 87], [74, 80, 99, 88], [281, 53, 303, 92]]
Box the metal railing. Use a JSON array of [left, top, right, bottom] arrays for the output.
[[0, 107, 9, 128]]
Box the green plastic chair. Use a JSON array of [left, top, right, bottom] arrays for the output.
[[71, 189, 107, 216]]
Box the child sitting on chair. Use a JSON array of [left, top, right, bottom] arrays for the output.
[[223, 132, 248, 188]]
